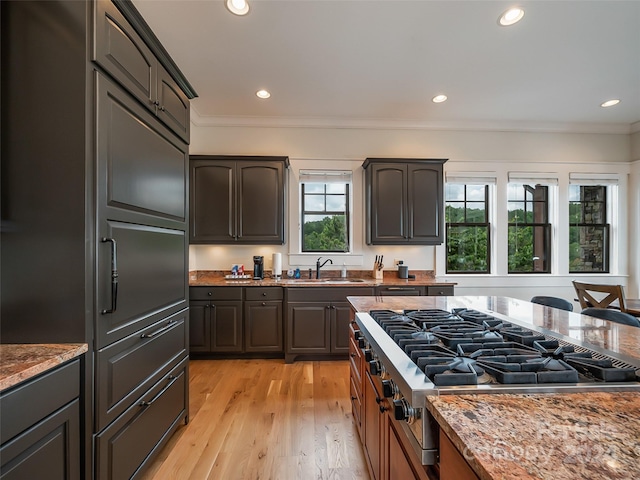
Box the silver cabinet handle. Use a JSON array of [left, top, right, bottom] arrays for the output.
[[140, 319, 178, 339], [139, 375, 178, 407], [101, 237, 118, 314]]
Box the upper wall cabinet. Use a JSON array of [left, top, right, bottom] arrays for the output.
[[190, 155, 289, 245], [94, 0, 190, 143], [363, 158, 447, 245]]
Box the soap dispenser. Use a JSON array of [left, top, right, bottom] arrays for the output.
[[341, 263, 347, 278]]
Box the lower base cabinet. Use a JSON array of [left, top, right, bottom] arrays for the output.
[[0, 360, 81, 480], [189, 286, 284, 355], [95, 357, 188, 479], [285, 287, 374, 363], [439, 430, 479, 480]]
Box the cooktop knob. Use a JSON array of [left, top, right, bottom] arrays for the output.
[[382, 379, 396, 398], [369, 360, 381, 376], [364, 350, 374, 362], [393, 399, 407, 421]]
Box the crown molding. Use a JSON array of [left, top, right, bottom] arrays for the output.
[[190, 109, 634, 135]]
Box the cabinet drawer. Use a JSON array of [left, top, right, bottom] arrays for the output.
[[376, 286, 425, 296], [1, 360, 80, 444], [426, 286, 455, 296], [95, 358, 187, 480], [95, 310, 187, 431], [245, 287, 283, 301], [286, 287, 374, 303], [190, 286, 243, 301]]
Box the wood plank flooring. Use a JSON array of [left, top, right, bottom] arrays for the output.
[[139, 359, 369, 480]]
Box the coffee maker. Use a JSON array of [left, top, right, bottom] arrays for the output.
[[253, 256, 264, 280]]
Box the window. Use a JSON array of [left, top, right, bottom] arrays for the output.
[[507, 183, 551, 273], [445, 184, 491, 273], [300, 170, 351, 252], [569, 185, 609, 273]]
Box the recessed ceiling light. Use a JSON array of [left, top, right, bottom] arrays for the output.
[[432, 94, 448, 103], [225, 0, 249, 16], [600, 99, 620, 108], [256, 89, 271, 99], [498, 7, 525, 26]]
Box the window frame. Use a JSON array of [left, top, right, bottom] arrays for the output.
[[445, 184, 491, 274], [507, 183, 552, 274], [569, 184, 610, 274], [300, 180, 351, 253]]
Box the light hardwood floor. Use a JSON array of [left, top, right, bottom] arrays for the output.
[[139, 359, 370, 480]]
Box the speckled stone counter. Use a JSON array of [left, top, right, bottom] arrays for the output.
[[347, 295, 640, 360], [189, 269, 455, 288], [348, 295, 640, 480], [427, 392, 640, 480], [0, 343, 88, 391]]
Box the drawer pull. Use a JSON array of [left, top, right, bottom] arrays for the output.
[[140, 319, 178, 339], [139, 375, 178, 407], [101, 237, 118, 314]]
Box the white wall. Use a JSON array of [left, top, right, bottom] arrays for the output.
[[188, 123, 638, 302]]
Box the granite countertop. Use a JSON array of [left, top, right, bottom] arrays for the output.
[[0, 343, 88, 392], [347, 295, 640, 360], [189, 269, 455, 287], [428, 392, 640, 480], [347, 295, 640, 480]]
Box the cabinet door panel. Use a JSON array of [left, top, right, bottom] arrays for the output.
[[286, 304, 330, 353], [331, 304, 352, 353], [211, 302, 243, 352], [237, 163, 285, 243], [0, 401, 80, 480], [97, 74, 187, 223], [388, 420, 419, 480], [370, 165, 407, 243], [189, 301, 211, 352], [364, 373, 382, 480], [408, 165, 442, 243], [157, 65, 190, 143], [96, 310, 187, 430], [190, 162, 235, 243], [94, 0, 156, 110], [245, 302, 283, 352], [97, 221, 186, 347]]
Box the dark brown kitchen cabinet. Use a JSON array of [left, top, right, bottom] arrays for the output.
[[94, 0, 190, 142], [0, 360, 81, 480], [285, 287, 374, 363], [245, 288, 284, 352], [375, 285, 455, 296], [189, 156, 289, 244], [1, 1, 195, 478], [363, 158, 447, 245], [189, 287, 243, 354]]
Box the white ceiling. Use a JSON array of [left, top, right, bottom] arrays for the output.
[[133, 0, 640, 133]]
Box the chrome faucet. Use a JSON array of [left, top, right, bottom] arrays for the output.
[[316, 257, 333, 279]]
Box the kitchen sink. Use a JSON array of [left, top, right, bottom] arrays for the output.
[[320, 278, 367, 283]]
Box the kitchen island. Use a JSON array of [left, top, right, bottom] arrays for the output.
[[347, 295, 640, 480]]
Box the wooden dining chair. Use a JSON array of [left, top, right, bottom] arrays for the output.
[[572, 280, 628, 313]]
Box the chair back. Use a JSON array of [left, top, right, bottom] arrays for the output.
[[530, 296, 573, 312], [572, 281, 628, 312], [581, 307, 640, 327]]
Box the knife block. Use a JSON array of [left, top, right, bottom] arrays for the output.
[[373, 267, 384, 280]]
